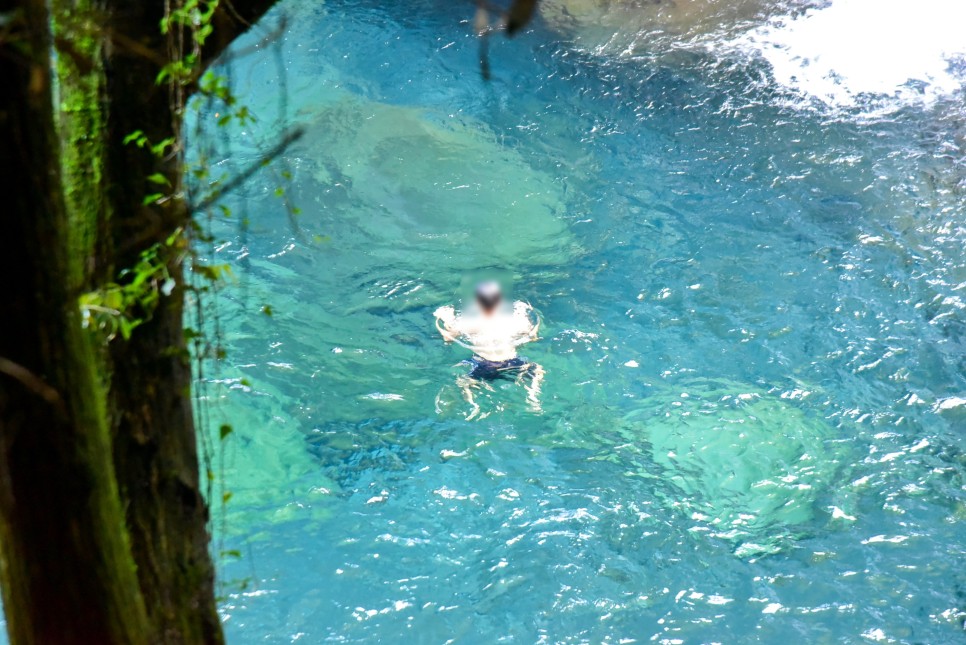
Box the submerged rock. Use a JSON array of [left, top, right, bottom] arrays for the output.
[[540, 0, 813, 55], [601, 378, 850, 556], [291, 96, 578, 274]]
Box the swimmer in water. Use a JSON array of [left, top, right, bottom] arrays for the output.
[[434, 281, 544, 418]]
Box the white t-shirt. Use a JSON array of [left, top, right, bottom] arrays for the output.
[[435, 301, 538, 362]]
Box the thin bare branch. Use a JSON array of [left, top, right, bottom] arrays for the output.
[[191, 126, 304, 212], [0, 357, 63, 408]]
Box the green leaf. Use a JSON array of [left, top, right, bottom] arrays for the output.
[[150, 137, 175, 157], [195, 23, 213, 45], [118, 318, 135, 340], [219, 424, 233, 440], [262, 305, 273, 317], [123, 130, 144, 145], [147, 173, 170, 186], [193, 263, 233, 282], [142, 192, 164, 206], [103, 288, 124, 310], [222, 492, 233, 504], [235, 106, 252, 124]]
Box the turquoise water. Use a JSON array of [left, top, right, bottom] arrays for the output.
[[190, 0, 966, 642]]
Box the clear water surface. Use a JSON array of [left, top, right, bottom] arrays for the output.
[[192, 0, 966, 643], [183, 0, 966, 642]]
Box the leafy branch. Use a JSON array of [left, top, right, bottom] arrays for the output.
[[80, 231, 181, 341]]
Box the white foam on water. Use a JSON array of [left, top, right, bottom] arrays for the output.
[[733, 0, 966, 109]]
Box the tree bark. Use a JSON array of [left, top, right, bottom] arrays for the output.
[[99, 0, 226, 636], [0, 0, 151, 642], [99, 1, 282, 642], [1, 0, 286, 640]]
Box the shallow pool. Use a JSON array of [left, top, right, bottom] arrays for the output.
[[194, 0, 966, 641]]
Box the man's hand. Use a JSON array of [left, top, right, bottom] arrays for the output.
[[434, 306, 458, 342], [434, 305, 455, 322]]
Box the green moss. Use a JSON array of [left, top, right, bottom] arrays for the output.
[[51, 0, 110, 291]]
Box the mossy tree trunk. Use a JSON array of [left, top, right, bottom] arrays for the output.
[[99, 3, 280, 640], [52, 0, 113, 290], [99, 2, 224, 635], [0, 0, 281, 643], [0, 0, 150, 642]]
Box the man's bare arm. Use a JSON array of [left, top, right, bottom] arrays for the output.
[[514, 301, 540, 339]]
